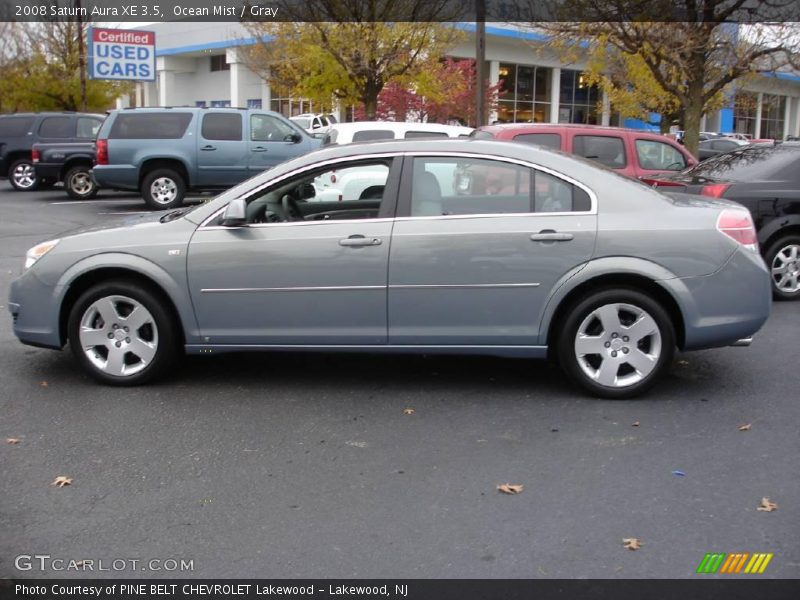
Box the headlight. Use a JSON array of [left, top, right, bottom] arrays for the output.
[[24, 239, 60, 270]]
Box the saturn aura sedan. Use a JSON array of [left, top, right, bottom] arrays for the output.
[[9, 139, 771, 398]]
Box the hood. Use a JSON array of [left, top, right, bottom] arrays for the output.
[[56, 209, 182, 239]]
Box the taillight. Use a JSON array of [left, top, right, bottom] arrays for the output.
[[642, 178, 686, 187], [31, 148, 40, 163], [717, 208, 758, 252], [701, 184, 730, 198], [95, 139, 108, 165]]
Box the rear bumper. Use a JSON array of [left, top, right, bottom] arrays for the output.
[[92, 165, 139, 191], [661, 248, 771, 351]]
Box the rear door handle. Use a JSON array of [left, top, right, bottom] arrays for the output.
[[252, 147, 268, 152], [339, 235, 382, 247], [530, 231, 574, 242], [201, 145, 217, 151]]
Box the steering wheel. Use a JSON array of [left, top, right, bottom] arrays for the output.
[[281, 194, 303, 221]]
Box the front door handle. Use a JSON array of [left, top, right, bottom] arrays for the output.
[[251, 146, 268, 152], [201, 145, 217, 151], [530, 231, 574, 242], [339, 235, 382, 247]]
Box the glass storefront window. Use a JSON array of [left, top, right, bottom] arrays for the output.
[[497, 63, 552, 123]]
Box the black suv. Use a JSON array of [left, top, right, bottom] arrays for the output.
[[0, 112, 105, 191], [645, 143, 800, 300]]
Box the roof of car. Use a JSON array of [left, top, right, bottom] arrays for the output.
[[479, 123, 671, 138], [330, 121, 473, 134]]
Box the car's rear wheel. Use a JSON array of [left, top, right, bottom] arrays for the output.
[[67, 281, 178, 385], [557, 289, 675, 399], [141, 168, 186, 210], [64, 166, 98, 200], [9, 159, 39, 191], [765, 235, 800, 301]]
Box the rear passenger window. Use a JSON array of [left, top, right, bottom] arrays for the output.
[[573, 135, 626, 168], [202, 113, 243, 141], [404, 131, 448, 139], [635, 139, 686, 171], [534, 171, 591, 213], [410, 157, 532, 216], [39, 117, 73, 138], [109, 113, 193, 139], [77, 117, 103, 139], [352, 130, 394, 142], [513, 133, 562, 150], [0, 117, 35, 137]]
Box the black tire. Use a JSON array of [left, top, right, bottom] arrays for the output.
[[764, 235, 800, 301], [64, 166, 98, 200], [67, 280, 179, 386], [140, 168, 186, 210], [8, 158, 39, 191], [556, 288, 676, 399]]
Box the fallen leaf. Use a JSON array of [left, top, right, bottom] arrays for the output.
[[757, 497, 777, 512], [403, 408, 415, 415], [738, 423, 751, 431], [677, 360, 689, 366], [632, 421, 640, 427], [6, 438, 22, 444], [497, 483, 524, 495], [52, 476, 72, 487], [622, 538, 643, 550], [40, 381, 49, 387]]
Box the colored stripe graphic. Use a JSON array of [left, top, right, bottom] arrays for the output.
[[697, 552, 773, 574], [697, 553, 726, 573]]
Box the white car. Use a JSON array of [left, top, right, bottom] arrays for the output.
[[290, 113, 336, 135], [322, 121, 474, 145]]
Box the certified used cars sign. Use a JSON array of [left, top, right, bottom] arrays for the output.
[[88, 27, 156, 82]]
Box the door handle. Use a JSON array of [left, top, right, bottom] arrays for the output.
[[530, 231, 574, 242], [339, 235, 382, 247], [251, 147, 268, 152], [201, 145, 217, 151]]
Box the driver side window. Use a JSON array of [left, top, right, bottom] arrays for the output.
[[635, 139, 686, 171], [243, 160, 393, 224], [251, 114, 296, 142]]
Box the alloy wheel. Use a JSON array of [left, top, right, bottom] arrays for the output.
[[78, 295, 159, 377], [573, 302, 662, 388], [150, 177, 178, 205], [12, 162, 36, 189], [771, 243, 800, 294]]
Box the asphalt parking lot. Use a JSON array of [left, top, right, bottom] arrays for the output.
[[1, 182, 798, 580]]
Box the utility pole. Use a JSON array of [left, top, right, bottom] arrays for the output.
[[475, 0, 486, 127], [76, 0, 88, 111]]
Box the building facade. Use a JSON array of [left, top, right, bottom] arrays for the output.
[[125, 22, 800, 139]]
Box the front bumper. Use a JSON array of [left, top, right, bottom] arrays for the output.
[[8, 270, 64, 350]]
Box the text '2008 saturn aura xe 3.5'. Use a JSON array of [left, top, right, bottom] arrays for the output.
[[8, 139, 771, 398]]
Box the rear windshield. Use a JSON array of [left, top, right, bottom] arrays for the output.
[[292, 118, 310, 129], [686, 144, 800, 180], [513, 132, 561, 150], [352, 129, 395, 142], [0, 116, 35, 137], [404, 130, 449, 139], [470, 130, 495, 140], [109, 113, 193, 139]]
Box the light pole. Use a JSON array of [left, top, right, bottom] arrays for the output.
[[475, 0, 486, 127], [76, 0, 87, 111]]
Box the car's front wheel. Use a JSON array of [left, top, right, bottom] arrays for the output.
[[67, 281, 178, 385], [9, 158, 39, 191], [64, 166, 98, 200], [141, 168, 186, 210], [557, 289, 675, 399], [765, 235, 800, 301]]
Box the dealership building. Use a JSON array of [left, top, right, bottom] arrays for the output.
[[124, 22, 800, 140]]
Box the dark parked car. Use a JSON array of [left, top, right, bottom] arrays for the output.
[[472, 124, 697, 179], [643, 143, 800, 300], [0, 112, 104, 191], [32, 141, 97, 200], [697, 137, 749, 161], [92, 107, 321, 209], [10, 139, 770, 398]]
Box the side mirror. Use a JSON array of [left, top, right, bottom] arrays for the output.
[[221, 198, 247, 226], [284, 133, 302, 143]]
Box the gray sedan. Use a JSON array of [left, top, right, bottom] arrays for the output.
[[8, 139, 771, 398]]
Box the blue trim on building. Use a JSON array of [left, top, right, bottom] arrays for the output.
[[623, 116, 660, 131], [155, 37, 260, 57], [719, 108, 734, 133]]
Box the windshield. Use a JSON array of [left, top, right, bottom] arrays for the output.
[[685, 144, 800, 181]]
